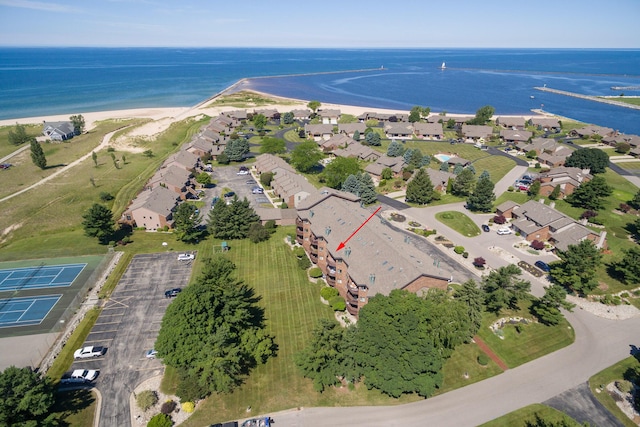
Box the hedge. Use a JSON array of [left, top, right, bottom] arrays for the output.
[[309, 267, 323, 278], [321, 287, 339, 301]]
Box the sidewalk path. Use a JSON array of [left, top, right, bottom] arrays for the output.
[[473, 335, 509, 371], [0, 144, 29, 164]]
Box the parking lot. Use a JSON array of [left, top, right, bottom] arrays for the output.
[[207, 165, 270, 211], [66, 252, 194, 426]]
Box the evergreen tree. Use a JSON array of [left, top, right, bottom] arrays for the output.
[[353, 130, 360, 141], [482, 264, 531, 314], [439, 161, 449, 171], [341, 174, 360, 195], [549, 185, 561, 200], [224, 138, 250, 161], [282, 111, 294, 125], [550, 240, 602, 295], [8, 123, 30, 145], [451, 168, 476, 197], [408, 106, 422, 123], [82, 203, 114, 243], [207, 197, 259, 239], [91, 151, 98, 167], [408, 149, 424, 169], [630, 188, 640, 210], [403, 148, 414, 164], [612, 246, 640, 285], [566, 175, 612, 210], [0, 366, 57, 426], [454, 280, 485, 339], [387, 140, 405, 157], [357, 173, 378, 205], [467, 163, 476, 175], [381, 167, 394, 180], [420, 154, 431, 167], [406, 168, 436, 205], [453, 163, 464, 175], [365, 131, 381, 146], [30, 139, 47, 169], [528, 180, 541, 197], [531, 284, 575, 326], [173, 203, 203, 243], [467, 171, 495, 212]]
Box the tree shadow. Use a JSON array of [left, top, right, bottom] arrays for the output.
[[44, 163, 66, 170], [52, 388, 96, 425]]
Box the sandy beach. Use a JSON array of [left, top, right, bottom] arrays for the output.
[[0, 89, 546, 142]]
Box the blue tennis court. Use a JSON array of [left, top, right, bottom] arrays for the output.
[[0, 263, 86, 292], [0, 295, 62, 328]]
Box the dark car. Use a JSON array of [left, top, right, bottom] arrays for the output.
[[535, 260, 551, 272], [481, 224, 490, 232], [224, 191, 235, 198], [164, 288, 182, 298]]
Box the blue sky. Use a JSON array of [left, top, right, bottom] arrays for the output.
[[0, 0, 639, 48]]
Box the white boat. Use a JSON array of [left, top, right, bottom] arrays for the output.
[[441, 62, 446, 69]]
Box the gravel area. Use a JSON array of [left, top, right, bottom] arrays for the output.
[[566, 295, 640, 320], [130, 375, 198, 426]]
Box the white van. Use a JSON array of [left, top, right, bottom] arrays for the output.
[[177, 253, 195, 261]]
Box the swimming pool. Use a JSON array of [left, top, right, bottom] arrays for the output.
[[434, 154, 451, 163]]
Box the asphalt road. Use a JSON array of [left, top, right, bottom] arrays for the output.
[[67, 252, 194, 427], [208, 165, 265, 210]]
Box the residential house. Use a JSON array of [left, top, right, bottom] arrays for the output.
[[446, 156, 471, 167], [295, 191, 457, 316], [291, 109, 312, 120], [500, 129, 533, 144], [304, 123, 334, 141], [602, 133, 640, 150], [186, 136, 216, 159], [528, 117, 561, 132], [122, 186, 179, 231], [271, 167, 318, 208], [253, 108, 279, 120], [357, 112, 408, 123], [496, 116, 526, 129], [164, 150, 199, 172], [413, 122, 444, 140], [333, 143, 381, 162], [515, 137, 557, 155], [147, 165, 196, 200], [500, 199, 605, 251], [425, 169, 455, 192], [42, 121, 75, 141], [537, 146, 573, 168], [318, 109, 341, 124], [254, 153, 295, 175], [569, 125, 615, 139], [384, 123, 413, 139], [461, 124, 493, 141], [320, 134, 354, 152], [538, 167, 592, 198], [338, 123, 366, 138], [222, 110, 248, 121], [364, 155, 405, 178], [254, 207, 299, 226]]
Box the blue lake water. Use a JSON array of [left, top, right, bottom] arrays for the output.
[[1, 47, 639, 134]]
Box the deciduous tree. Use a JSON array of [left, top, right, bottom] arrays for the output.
[[70, 114, 85, 134], [82, 203, 114, 243], [290, 140, 323, 173], [467, 105, 495, 125], [8, 123, 31, 145], [564, 148, 609, 174], [253, 113, 267, 130], [321, 156, 361, 189], [0, 366, 56, 427], [196, 172, 212, 186], [260, 137, 286, 154], [307, 100, 321, 113]]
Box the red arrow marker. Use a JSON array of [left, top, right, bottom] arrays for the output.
[[336, 206, 382, 251]]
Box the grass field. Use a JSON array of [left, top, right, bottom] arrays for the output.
[[0, 124, 42, 158], [435, 211, 481, 237], [476, 302, 575, 369], [600, 97, 640, 107], [479, 404, 583, 427], [588, 356, 640, 427]]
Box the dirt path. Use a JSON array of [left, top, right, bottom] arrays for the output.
[[473, 335, 509, 371], [0, 126, 128, 204]]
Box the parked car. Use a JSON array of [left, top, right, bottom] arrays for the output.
[[481, 224, 490, 232], [497, 227, 512, 235], [74, 346, 106, 359], [241, 418, 271, 427], [535, 260, 551, 272], [252, 187, 264, 194], [246, 180, 256, 185], [211, 197, 220, 207], [518, 185, 529, 191], [164, 288, 182, 298], [224, 191, 235, 198], [145, 349, 158, 359], [177, 253, 195, 261], [61, 369, 99, 384], [237, 170, 250, 175]]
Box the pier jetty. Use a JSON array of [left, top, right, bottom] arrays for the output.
[[534, 87, 640, 111]]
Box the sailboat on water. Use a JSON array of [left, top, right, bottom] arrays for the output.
[[441, 62, 446, 70]]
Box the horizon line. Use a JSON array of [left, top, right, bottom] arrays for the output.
[[1, 45, 639, 50]]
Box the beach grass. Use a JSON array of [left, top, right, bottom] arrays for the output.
[[478, 404, 583, 427], [600, 96, 640, 107], [435, 211, 481, 237], [588, 356, 640, 427], [206, 90, 300, 108]]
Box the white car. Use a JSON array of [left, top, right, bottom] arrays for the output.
[[237, 170, 250, 175], [497, 227, 512, 235], [73, 346, 105, 359], [145, 349, 158, 359], [61, 369, 99, 384], [177, 253, 195, 261]]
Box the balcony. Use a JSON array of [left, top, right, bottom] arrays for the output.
[[346, 303, 359, 316], [310, 235, 318, 245], [310, 244, 318, 254], [327, 259, 336, 269], [296, 235, 303, 245], [310, 252, 318, 263], [347, 282, 358, 295], [326, 275, 335, 286], [346, 291, 358, 304]]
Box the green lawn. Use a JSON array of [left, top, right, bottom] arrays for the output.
[[435, 211, 481, 237], [616, 161, 640, 170], [50, 389, 97, 427], [588, 356, 640, 427], [436, 341, 503, 395], [0, 123, 42, 159], [493, 191, 530, 209], [476, 303, 575, 369], [600, 97, 640, 106], [479, 404, 583, 427]]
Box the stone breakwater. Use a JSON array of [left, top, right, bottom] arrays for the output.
[[534, 87, 640, 110]]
